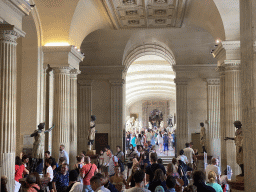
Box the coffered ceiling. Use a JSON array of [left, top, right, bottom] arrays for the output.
[[102, 0, 187, 29]]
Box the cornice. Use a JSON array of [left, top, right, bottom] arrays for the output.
[[8, 0, 32, 16], [222, 41, 240, 50], [80, 65, 125, 75], [78, 79, 94, 86], [174, 78, 189, 85], [109, 79, 125, 86], [172, 64, 217, 72], [224, 60, 241, 71]]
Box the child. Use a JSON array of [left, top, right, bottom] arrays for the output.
[[45, 158, 54, 191]]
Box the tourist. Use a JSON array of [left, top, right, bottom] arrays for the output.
[[45, 151, 57, 170], [55, 157, 66, 173], [177, 160, 192, 186], [59, 144, 69, 165], [74, 156, 84, 176], [166, 175, 176, 192], [25, 174, 40, 192], [148, 169, 167, 192], [102, 146, 111, 177], [183, 143, 195, 168], [157, 132, 163, 153], [110, 166, 126, 192], [131, 133, 137, 147], [219, 169, 230, 192], [107, 150, 119, 177], [151, 130, 156, 146], [14, 156, 25, 192], [22, 155, 30, 177], [52, 163, 69, 192], [146, 129, 152, 146], [205, 158, 221, 183], [177, 149, 188, 164], [80, 156, 98, 192], [126, 144, 139, 178], [207, 171, 223, 192], [126, 132, 131, 150], [90, 176, 110, 192], [95, 173, 118, 192], [67, 170, 83, 192], [193, 171, 215, 192], [163, 132, 169, 155], [1, 176, 8, 192], [98, 150, 104, 173], [126, 163, 140, 189], [146, 153, 166, 184], [166, 163, 179, 177], [126, 169, 150, 192], [44, 158, 54, 191]]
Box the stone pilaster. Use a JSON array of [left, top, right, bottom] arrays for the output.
[[206, 78, 221, 159], [240, 0, 256, 190], [52, 68, 71, 161], [174, 78, 188, 154], [109, 79, 125, 152], [78, 80, 93, 153], [224, 61, 241, 177], [217, 66, 227, 172], [0, 24, 25, 191], [70, 69, 80, 167]]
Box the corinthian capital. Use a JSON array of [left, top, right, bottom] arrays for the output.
[[0, 24, 26, 43]]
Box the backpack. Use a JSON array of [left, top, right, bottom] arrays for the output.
[[113, 156, 124, 172]]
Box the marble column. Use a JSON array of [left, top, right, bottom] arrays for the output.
[[224, 61, 241, 177], [206, 79, 221, 159], [109, 79, 125, 152], [78, 80, 93, 153], [0, 24, 25, 191], [70, 69, 80, 167], [240, 0, 256, 190], [52, 67, 71, 161], [174, 78, 188, 154], [217, 66, 227, 172]]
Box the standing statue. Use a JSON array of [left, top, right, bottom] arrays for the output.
[[30, 123, 54, 173], [225, 121, 244, 176], [88, 115, 96, 150], [200, 122, 207, 153]]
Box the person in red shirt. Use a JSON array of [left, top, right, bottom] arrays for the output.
[[14, 156, 25, 192], [80, 156, 98, 192]]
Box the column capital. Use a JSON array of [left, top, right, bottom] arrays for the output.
[[224, 60, 241, 71], [70, 69, 81, 79], [207, 78, 220, 85], [0, 24, 26, 43], [109, 79, 125, 86], [52, 67, 71, 74], [174, 78, 189, 85], [43, 45, 84, 70], [78, 79, 93, 86]]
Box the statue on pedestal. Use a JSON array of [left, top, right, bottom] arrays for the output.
[[200, 122, 207, 153], [225, 121, 244, 176], [30, 123, 54, 173], [88, 115, 96, 150]]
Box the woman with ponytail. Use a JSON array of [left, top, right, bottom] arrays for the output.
[[206, 171, 223, 192]]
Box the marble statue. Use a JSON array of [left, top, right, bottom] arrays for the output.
[[88, 115, 96, 150], [200, 122, 207, 153], [225, 121, 244, 176]]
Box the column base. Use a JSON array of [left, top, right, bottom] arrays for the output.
[[1, 152, 15, 192]]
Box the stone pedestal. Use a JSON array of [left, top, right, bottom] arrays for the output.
[[109, 79, 125, 151], [78, 80, 93, 153], [174, 78, 188, 154], [70, 69, 80, 167], [206, 79, 221, 159], [0, 24, 25, 191]]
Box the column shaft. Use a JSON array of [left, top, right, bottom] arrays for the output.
[[0, 25, 24, 191], [70, 70, 80, 167], [52, 68, 71, 161], [110, 80, 124, 152], [224, 61, 241, 177], [240, 0, 256, 190], [207, 79, 221, 159], [174, 79, 188, 154], [78, 80, 92, 153]]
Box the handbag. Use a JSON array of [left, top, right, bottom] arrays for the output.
[[83, 164, 93, 179]]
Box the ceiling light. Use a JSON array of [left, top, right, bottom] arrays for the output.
[[44, 42, 70, 47]]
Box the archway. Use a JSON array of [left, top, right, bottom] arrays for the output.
[[124, 54, 176, 158]]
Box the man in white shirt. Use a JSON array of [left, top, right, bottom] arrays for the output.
[[90, 176, 110, 192], [177, 149, 188, 164], [205, 158, 221, 182], [102, 146, 111, 176], [59, 144, 69, 164], [183, 143, 195, 168]]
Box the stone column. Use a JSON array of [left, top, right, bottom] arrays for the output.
[[240, 0, 256, 190], [109, 79, 125, 152], [217, 66, 227, 172], [174, 78, 188, 154], [0, 24, 25, 191], [224, 61, 241, 177], [78, 80, 93, 153], [70, 69, 80, 167], [206, 79, 221, 159], [52, 68, 71, 161]]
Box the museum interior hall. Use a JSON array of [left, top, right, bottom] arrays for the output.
[[1, 0, 256, 191]]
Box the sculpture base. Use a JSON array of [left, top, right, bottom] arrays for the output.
[[87, 150, 96, 156], [228, 176, 244, 191]]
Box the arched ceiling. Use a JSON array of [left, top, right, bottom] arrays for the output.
[[126, 55, 175, 107]]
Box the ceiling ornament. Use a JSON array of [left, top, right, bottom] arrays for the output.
[[102, 0, 188, 29]]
